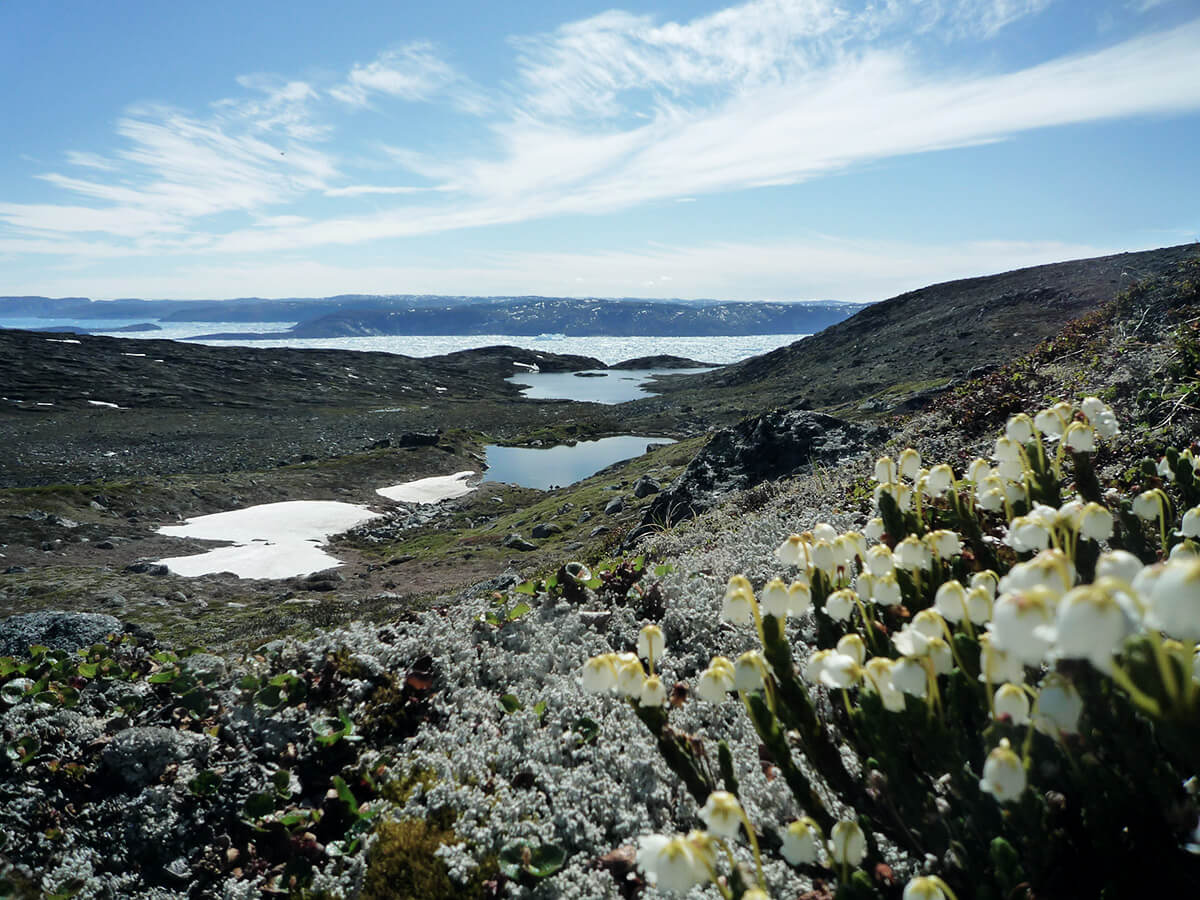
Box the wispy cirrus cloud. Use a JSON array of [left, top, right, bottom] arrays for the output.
[[2, 0, 1198, 291]]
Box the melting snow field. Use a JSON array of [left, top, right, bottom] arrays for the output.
[[156, 500, 381, 579], [376, 470, 476, 503]]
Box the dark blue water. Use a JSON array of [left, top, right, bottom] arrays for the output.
[[482, 436, 674, 489]]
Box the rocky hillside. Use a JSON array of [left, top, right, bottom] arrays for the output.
[[648, 243, 1198, 419]]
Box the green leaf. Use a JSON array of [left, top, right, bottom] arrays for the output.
[[653, 563, 675, 577], [515, 580, 536, 595], [178, 687, 209, 716], [506, 602, 532, 621], [533, 700, 547, 723], [188, 770, 221, 797], [272, 770, 293, 795], [147, 671, 176, 684], [76, 662, 98, 679], [574, 717, 600, 745], [0, 657, 18, 677], [243, 792, 276, 818], [498, 693, 522, 714], [237, 675, 260, 692], [584, 578, 602, 590], [484, 612, 502, 626], [331, 775, 358, 810], [526, 844, 566, 877]]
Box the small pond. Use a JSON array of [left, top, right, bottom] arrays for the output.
[[507, 368, 713, 404], [483, 435, 674, 490]]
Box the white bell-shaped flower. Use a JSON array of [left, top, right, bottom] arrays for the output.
[[1096, 550, 1144, 587], [733, 650, 769, 693], [636, 833, 712, 894], [775, 534, 812, 568], [819, 652, 862, 690], [699, 791, 744, 839], [638, 624, 665, 665], [927, 529, 963, 558], [781, 817, 821, 865], [721, 575, 757, 624], [828, 820, 868, 866], [812, 522, 838, 543], [1181, 506, 1200, 538], [639, 674, 668, 707], [875, 456, 898, 484], [988, 588, 1056, 665], [898, 448, 922, 481], [978, 633, 1026, 684], [865, 544, 896, 576], [582, 654, 619, 693], [894, 535, 932, 571], [934, 580, 968, 622], [1005, 414, 1036, 445], [966, 586, 993, 625], [980, 738, 1027, 802], [863, 658, 907, 712], [1063, 422, 1096, 453], [825, 588, 856, 622], [891, 657, 929, 698], [1045, 581, 1135, 672], [1033, 674, 1084, 737], [1148, 558, 1200, 641], [863, 517, 885, 542], [1079, 502, 1113, 541], [871, 572, 903, 607], [837, 633, 867, 666], [696, 657, 736, 704], [923, 464, 955, 498], [993, 682, 1031, 725]]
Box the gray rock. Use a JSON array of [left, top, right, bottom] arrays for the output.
[[589, 526, 610, 538], [0, 610, 123, 657], [102, 726, 210, 790], [166, 591, 188, 603], [95, 540, 116, 550], [181, 652, 226, 682], [603, 497, 625, 515], [103, 594, 127, 608], [631, 409, 887, 543], [502, 533, 538, 551], [530, 522, 563, 539], [577, 510, 593, 524], [633, 475, 662, 498], [124, 561, 169, 576]]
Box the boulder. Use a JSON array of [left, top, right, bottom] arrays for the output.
[[531, 523, 564, 539], [0, 610, 123, 657], [603, 497, 625, 515], [633, 410, 887, 540], [633, 476, 662, 498], [502, 533, 538, 551]]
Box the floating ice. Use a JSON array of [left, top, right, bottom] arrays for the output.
[[376, 471, 476, 504]]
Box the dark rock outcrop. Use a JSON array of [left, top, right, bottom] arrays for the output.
[[634, 410, 887, 536]]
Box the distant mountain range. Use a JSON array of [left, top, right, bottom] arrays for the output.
[[0, 295, 863, 337]]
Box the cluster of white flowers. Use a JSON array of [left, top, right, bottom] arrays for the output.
[[587, 397, 1200, 898]]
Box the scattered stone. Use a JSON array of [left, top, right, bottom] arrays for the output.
[[95, 540, 116, 550], [577, 510, 593, 524], [167, 590, 188, 603], [181, 652, 226, 682], [124, 561, 169, 576], [103, 594, 127, 608], [394, 430, 441, 447], [531, 523, 564, 539], [589, 526, 610, 538], [579, 610, 612, 629], [0, 610, 123, 656], [101, 727, 210, 791], [3, 565, 26, 574], [633, 475, 662, 498], [502, 533, 538, 551], [603, 497, 625, 515]]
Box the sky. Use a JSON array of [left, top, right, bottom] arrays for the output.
[[1, 0, 1198, 303]]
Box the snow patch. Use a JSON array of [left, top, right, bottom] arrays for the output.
[[376, 470, 476, 504], [155, 500, 381, 579]]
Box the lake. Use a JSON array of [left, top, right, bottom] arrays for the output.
[[482, 436, 673, 490], [506, 367, 713, 404]]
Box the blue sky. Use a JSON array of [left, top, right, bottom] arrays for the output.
[[1, 0, 1198, 302]]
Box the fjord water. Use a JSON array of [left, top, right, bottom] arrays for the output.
[[482, 436, 674, 490]]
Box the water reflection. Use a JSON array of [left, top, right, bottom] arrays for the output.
[[483, 436, 674, 490], [507, 368, 712, 404]]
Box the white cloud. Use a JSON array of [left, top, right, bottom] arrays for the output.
[[329, 41, 484, 112], [65, 151, 118, 171], [2, 0, 1196, 281]]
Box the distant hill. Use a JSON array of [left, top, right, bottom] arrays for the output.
[[0, 294, 861, 333]]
